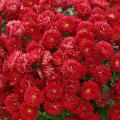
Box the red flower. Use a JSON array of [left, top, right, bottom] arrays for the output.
[[52, 50, 65, 66], [24, 87, 44, 107], [63, 93, 80, 111], [45, 82, 63, 100], [4, 94, 20, 113], [94, 21, 113, 40], [19, 74, 35, 90], [20, 103, 39, 120], [16, 54, 31, 74], [41, 30, 62, 49], [108, 103, 120, 120], [81, 81, 99, 100], [106, 8, 120, 22], [110, 52, 120, 72], [76, 21, 94, 33], [44, 100, 63, 115], [73, 100, 93, 118], [6, 20, 25, 38], [62, 60, 86, 79], [79, 39, 94, 58], [92, 65, 112, 83], [94, 41, 114, 61], [59, 37, 76, 50], [63, 79, 80, 94], [57, 16, 77, 34]]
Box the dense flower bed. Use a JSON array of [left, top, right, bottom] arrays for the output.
[[0, 0, 120, 120]]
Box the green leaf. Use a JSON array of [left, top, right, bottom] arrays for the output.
[[98, 107, 108, 120]]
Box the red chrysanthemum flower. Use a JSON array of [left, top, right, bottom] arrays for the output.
[[81, 81, 99, 100], [75, 31, 94, 44], [41, 30, 62, 50], [4, 94, 20, 113], [64, 50, 81, 62], [19, 74, 35, 90], [63, 93, 80, 111], [74, 1, 92, 18], [95, 92, 109, 107], [45, 82, 63, 100], [106, 8, 120, 22], [90, 0, 109, 9], [6, 20, 25, 38], [24, 87, 44, 107], [92, 65, 112, 83], [94, 21, 113, 40], [59, 37, 76, 50], [94, 41, 114, 61], [108, 103, 120, 120], [52, 50, 65, 66], [57, 16, 77, 34], [110, 52, 120, 72], [89, 14, 106, 23], [20, 103, 39, 120], [62, 60, 86, 79], [44, 100, 63, 115], [76, 21, 94, 33], [73, 100, 93, 118], [16, 54, 31, 74], [63, 79, 80, 94], [79, 39, 94, 58]]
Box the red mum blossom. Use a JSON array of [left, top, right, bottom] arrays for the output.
[[64, 50, 81, 62], [95, 92, 109, 107], [4, 94, 20, 113], [11, 111, 23, 120], [5, 37, 22, 54], [91, 7, 105, 15], [3, 0, 21, 19], [75, 31, 94, 44], [52, 50, 65, 66], [94, 21, 113, 40], [81, 81, 99, 100], [44, 100, 63, 115], [74, 1, 92, 18], [73, 100, 93, 118], [110, 52, 120, 72], [106, 8, 120, 22], [41, 30, 62, 49], [79, 39, 94, 58], [19, 7, 37, 22], [90, 0, 109, 9], [63, 93, 80, 111], [3, 51, 22, 74], [57, 16, 77, 34], [22, 0, 38, 7], [62, 60, 86, 79], [6, 20, 25, 38], [59, 37, 76, 50], [19, 74, 35, 90], [92, 65, 112, 83], [94, 41, 114, 61], [108, 103, 120, 120], [16, 54, 31, 74], [45, 82, 63, 100], [63, 79, 80, 94], [76, 21, 94, 33], [24, 87, 44, 107], [37, 10, 54, 29], [20, 103, 39, 120], [89, 14, 106, 23]]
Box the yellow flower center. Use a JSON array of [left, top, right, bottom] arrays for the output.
[[32, 94, 37, 100], [27, 108, 32, 113]]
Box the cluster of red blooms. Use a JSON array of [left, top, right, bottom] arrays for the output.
[[0, 0, 120, 120]]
